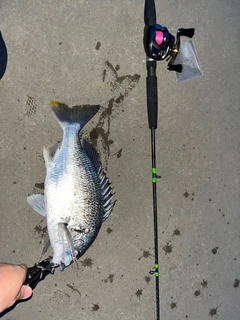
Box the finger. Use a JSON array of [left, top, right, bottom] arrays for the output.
[[14, 264, 32, 302], [17, 285, 33, 301]]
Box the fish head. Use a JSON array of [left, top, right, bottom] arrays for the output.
[[53, 222, 79, 271], [59, 250, 74, 271]]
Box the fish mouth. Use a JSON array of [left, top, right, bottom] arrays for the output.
[[59, 254, 71, 271], [59, 261, 66, 271], [59, 250, 80, 271]]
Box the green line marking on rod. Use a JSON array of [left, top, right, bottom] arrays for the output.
[[152, 168, 157, 182], [155, 264, 159, 269], [155, 272, 159, 277]]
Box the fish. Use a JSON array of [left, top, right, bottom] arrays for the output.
[[27, 101, 115, 271]]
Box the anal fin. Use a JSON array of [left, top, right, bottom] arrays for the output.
[[27, 194, 46, 217]]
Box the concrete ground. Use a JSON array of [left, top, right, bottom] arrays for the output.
[[0, 0, 239, 319]]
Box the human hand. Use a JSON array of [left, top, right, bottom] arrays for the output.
[[0, 263, 32, 313]]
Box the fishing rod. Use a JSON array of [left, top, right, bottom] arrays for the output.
[[0, 32, 8, 80], [143, 0, 195, 319]]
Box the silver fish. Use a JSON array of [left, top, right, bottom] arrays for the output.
[[27, 101, 115, 270]]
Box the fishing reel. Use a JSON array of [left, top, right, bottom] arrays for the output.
[[144, 24, 195, 72]]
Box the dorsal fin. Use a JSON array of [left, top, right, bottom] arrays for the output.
[[82, 139, 101, 172], [82, 140, 116, 221]]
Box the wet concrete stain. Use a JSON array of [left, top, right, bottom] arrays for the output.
[[138, 249, 153, 260], [209, 307, 218, 317], [80, 257, 93, 267], [103, 60, 140, 92], [135, 289, 142, 298], [143, 250, 151, 258], [184, 191, 189, 198], [92, 304, 100, 311], [66, 283, 81, 296], [88, 60, 140, 168], [32, 182, 45, 195], [233, 279, 240, 288], [34, 224, 47, 238], [173, 228, 181, 236], [104, 274, 114, 283], [194, 290, 201, 297], [211, 247, 219, 255], [35, 182, 44, 189], [50, 289, 71, 302], [115, 93, 124, 104], [106, 227, 113, 234], [184, 191, 195, 200], [163, 242, 173, 255], [170, 302, 177, 309], [201, 279, 208, 288], [102, 69, 106, 82], [113, 148, 122, 158], [95, 41, 101, 50], [26, 96, 37, 116], [145, 276, 151, 283]]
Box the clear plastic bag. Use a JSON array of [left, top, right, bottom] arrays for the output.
[[174, 40, 202, 83]]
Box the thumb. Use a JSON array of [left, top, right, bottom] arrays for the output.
[[18, 285, 33, 301]]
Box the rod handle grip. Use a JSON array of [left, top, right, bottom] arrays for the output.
[[146, 75, 158, 129], [144, 0, 156, 26]]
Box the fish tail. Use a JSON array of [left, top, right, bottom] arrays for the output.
[[50, 100, 100, 130]]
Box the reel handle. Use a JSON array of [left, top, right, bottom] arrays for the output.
[[177, 28, 195, 38], [168, 64, 183, 72]]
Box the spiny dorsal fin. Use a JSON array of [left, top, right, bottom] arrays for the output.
[[82, 140, 116, 221]]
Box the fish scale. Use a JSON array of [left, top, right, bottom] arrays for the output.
[[27, 101, 115, 271]]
